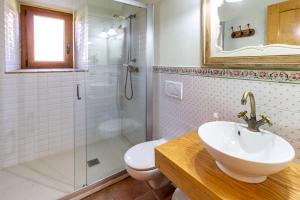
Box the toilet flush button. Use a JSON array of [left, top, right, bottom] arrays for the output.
[[165, 80, 183, 100]]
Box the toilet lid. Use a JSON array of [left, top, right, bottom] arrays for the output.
[[124, 139, 166, 171]]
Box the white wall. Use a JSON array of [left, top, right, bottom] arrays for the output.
[[154, 0, 201, 66]]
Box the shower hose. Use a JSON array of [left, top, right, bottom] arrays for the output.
[[125, 66, 133, 100]]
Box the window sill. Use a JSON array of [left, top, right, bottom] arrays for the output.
[[5, 68, 88, 74]]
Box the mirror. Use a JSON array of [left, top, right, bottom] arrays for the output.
[[203, 0, 300, 68]]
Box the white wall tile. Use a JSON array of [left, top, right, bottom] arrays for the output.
[[0, 0, 90, 168], [153, 73, 300, 163]]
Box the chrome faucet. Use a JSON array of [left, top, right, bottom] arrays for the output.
[[238, 91, 273, 132]]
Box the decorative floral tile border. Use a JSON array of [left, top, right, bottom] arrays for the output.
[[153, 66, 300, 84]]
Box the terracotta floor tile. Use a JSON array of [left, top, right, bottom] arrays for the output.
[[84, 188, 114, 200], [164, 194, 173, 200], [135, 191, 158, 200], [108, 178, 151, 200], [82, 177, 174, 200]]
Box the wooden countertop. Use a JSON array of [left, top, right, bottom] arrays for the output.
[[155, 131, 300, 200]]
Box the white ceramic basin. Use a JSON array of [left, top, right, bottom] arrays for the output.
[[198, 121, 295, 183]]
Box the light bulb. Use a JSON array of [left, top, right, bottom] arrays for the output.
[[108, 28, 117, 36], [116, 34, 124, 40], [99, 32, 108, 39]]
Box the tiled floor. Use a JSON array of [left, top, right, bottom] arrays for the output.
[[83, 177, 174, 200], [0, 170, 66, 200], [0, 135, 133, 200]]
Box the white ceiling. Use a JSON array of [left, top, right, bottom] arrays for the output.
[[19, 0, 158, 12]]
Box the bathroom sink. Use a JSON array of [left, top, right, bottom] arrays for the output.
[[198, 121, 295, 183]]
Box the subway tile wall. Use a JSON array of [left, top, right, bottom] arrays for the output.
[[74, 0, 88, 71], [0, 0, 87, 168], [153, 72, 300, 162], [4, 0, 19, 72], [0, 73, 88, 168], [0, 1, 4, 64]]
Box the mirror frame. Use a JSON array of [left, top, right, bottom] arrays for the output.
[[202, 0, 300, 69]]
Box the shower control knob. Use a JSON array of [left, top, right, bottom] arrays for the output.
[[123, 64, 139, 73], [128, 65, 139, 73]]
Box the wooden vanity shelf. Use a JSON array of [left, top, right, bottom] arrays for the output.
[[155, 131, 300, 200]]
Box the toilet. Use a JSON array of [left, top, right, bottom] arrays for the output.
[[124, 138, 169, 189], [124, 139, 190, 200]]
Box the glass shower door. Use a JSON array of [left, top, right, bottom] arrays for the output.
[[77, 0, 147, 186]]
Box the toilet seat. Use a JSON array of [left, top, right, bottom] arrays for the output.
[[124, 139, 166, 171], [125, 165, 161, 181], [126, 164, 170, 188]]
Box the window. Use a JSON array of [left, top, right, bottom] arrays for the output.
[[21, 5, 73, 69]]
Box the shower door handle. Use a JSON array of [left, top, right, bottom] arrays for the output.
[[77, 84, 82, 100]]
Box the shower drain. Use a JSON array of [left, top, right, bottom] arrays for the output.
[[87, 158, 100, 167]]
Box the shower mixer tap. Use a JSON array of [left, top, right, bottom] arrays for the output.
[[123, 64, 139, 73], [238, 91, 273, 132]]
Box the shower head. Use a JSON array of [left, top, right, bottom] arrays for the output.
[[113, 14, 136, 20], [126, 14, 136, 19], [113, 14, 126, 20]]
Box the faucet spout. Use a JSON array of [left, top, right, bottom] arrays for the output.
[[241, 91, 256, 118]]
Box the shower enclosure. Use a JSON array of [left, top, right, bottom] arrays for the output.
[[74, 0, 150, 189], [0, 0, 153, 199]]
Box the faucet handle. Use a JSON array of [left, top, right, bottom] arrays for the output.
[[260, 115, 273, 127], [238, 111, 247, 118]]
